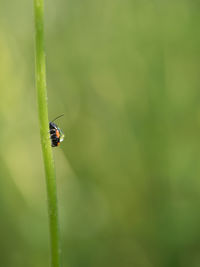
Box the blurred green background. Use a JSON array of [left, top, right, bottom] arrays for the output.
[[0, 0, 200, 266]]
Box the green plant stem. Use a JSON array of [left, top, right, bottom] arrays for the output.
[[34, 0, 61, 266]]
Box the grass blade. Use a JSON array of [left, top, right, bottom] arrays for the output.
[[34, 0, 61, 266]]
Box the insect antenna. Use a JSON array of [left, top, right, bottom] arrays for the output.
[[51, 114, 64, 122]]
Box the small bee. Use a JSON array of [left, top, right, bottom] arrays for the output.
[[49, 114, 64, 147]]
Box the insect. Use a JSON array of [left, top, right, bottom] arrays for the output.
[[49, 114, 65, 147]]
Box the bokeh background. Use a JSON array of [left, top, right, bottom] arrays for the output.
[[0, 0, 200, 266]]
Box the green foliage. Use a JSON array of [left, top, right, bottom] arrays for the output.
[[0, 0, 200, 267]]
